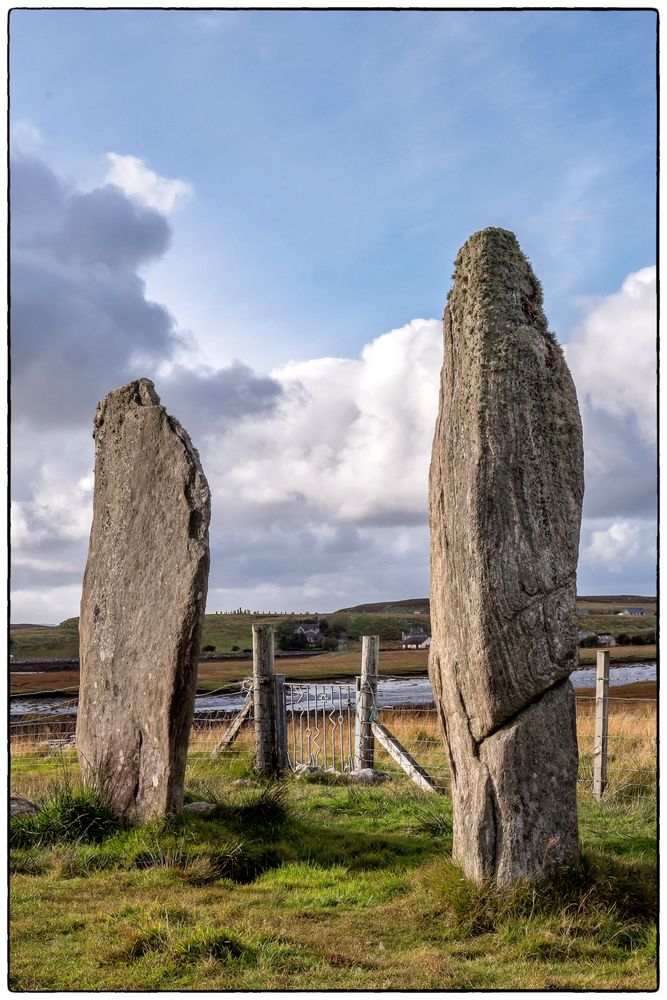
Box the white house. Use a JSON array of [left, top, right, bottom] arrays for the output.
[[402, 632, 431, 649], [294, 624, 322, 643]]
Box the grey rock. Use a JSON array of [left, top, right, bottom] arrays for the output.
[[347, 768, 392, 784], [294, 764, 324, 778], [10, 796, 39, 817], [183, 801, 218, 817], [428, 228, 583, 884], [77, 379, 210, 823]]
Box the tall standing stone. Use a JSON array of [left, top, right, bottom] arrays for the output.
[[77, 379, 210, 822], [428, 228, 584, 884]]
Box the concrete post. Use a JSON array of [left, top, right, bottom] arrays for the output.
[[593, 649, 610, 800], [355, 635, 379, 769]]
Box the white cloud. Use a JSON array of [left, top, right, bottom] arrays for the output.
[[104, 153, 193, 215], [584, 520, 641, 572], [11, 585, 84, 626], [566, 266, 656, 444], [205, 318, 442, 528]]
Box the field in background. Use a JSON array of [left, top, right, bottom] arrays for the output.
[[9, 599, 657, 674], [10, 611, 431, 660]]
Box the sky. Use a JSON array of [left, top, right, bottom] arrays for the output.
[[9, 8, 657, 623]]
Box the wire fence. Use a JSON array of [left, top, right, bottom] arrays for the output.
[[9, 683, 656, 801]]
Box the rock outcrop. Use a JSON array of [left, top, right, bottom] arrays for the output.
[[77, 379, 210, 822], [428, 228, 583, 884]]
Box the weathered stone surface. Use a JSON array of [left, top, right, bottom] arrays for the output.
[[77, 379, 210, 823], [428, 228, 583, 883]]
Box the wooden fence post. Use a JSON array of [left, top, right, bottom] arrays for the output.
[[593, 649, 610, 800], [355, 635, 379, 769], [253, 624, 280, 776]]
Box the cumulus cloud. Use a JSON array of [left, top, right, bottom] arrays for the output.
[[10, 153, 282, 435], [205, 318, 442, 529], [104, 153, 193, 215], [565, 265, 656, 527], [566, 266, 656, 444], [584, 520, 641, 572], [11, 154, 180, 430], [159, 362, 284, 435], [578, 517, 656, 594], [9, 150, 284, 621]]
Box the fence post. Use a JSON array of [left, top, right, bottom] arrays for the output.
[[593, 649, 610, 800], [253, 624, 280, 776], [274, 673, 289, 769], [355, 635, 379, 769]]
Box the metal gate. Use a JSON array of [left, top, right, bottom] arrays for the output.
[[283, 682, 356, 771]]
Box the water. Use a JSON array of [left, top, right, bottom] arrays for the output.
[[10, 662, 656, 719]]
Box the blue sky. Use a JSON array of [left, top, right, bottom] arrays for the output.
[[9, 9, 657, 620]]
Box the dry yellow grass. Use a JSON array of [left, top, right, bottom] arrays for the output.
[[11, 697, 656, 801]]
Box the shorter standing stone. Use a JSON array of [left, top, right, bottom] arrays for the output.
[[77, 379, 210, 823]]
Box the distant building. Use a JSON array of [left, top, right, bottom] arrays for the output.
[[576, 609, 590, 616], [401, 628, 425, 641], [402, 633, 431, 649], [294, 624, 322, 644], [597, 634, 617, 647], [616, 608, 646, 617]]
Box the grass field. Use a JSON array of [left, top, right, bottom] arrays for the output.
[[9, 694, 657, 991]]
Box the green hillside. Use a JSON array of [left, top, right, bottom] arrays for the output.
[[9, 600, 656, 662], [9, 609, 433, 661]]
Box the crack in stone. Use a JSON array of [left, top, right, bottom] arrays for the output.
[[477, 675, 571, 749]]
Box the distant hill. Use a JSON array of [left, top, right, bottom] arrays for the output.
[[335, 596, 656, 615], [334, 598, 430, 615], [577, 596, 656, 604]]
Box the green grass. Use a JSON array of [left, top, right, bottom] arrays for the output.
[[9, 761, 656, 990], [578, 615, 656, 640], [10, 620, 81, 659]]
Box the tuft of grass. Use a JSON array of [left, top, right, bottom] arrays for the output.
[[126, 830, 274, 885], [173, 926, 249, 963], [214, 782, 290, 835], [10, 785, 123, 849], [110, 916, 251, 967], [421, 849, 656, 937]]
